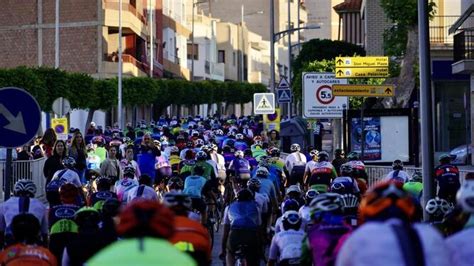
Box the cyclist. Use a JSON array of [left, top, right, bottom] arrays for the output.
[[340, 193, 360, 227], [244, 148, 259, 170], [403, 171, 423, 200], [192, 151, 216, 180], [209, 143, 227, 180], [285, 143, 307, 186], [167, 176, 184, 192], [304, 149, 319, 187], [87, 200, 195, 265], [46, 179, 66, 207], [0, 214, 57, 266], [332, 149, 347, 176], [383, 160, 410, 183], [425, 197, 453, 225], [221, 189, 261, 266], [336, 181, 449, 266], [127, 174, 159, 202], [169, 146, 182, 175], [88, 176, 118, 210], [0, 179, 48, 248], [299, 189, 319, 223], [268, 211, 305, 266], [330, 163, 360, 196], [302, 193, 351, 266], [48, 183, 80, 262], [163, 192, 212, 266], [180, 140, 196, 160], [254, 167, 278, 220], [228, 150, 251, 188], [183, 166, 208, 224], [435, 154, 461, 204], [119, 145, 140, 179], [268, 147, 284, 171], [306, 150, 337, 192], [250, 137, 266, 161], [346, 151, 368, 193], [247, 178, 269, 224], [283, 185, 305, 209], [52, 157, 82, 188], [234, 133, 248, 151], [275, 199, 303, 233], [114, 165, 139, 205], [446, 176, 474, 265]]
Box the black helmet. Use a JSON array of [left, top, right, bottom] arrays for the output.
[[318, 151, 329, 162], [237, 188, 254, 201], [392, 159, 403, 170]]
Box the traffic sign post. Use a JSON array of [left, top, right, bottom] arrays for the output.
[[52, 97, 71, 117], [332, 84, 395, 97], [0, 87, 41, 200], [277, 78, 292, 104], [335, 67, 389, 78], [254, 93, 275, 115], [302, 73, 348, 118]]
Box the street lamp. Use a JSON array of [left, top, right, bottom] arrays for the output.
[[241, 6, 264, 82], [191, 0, 208, 82]]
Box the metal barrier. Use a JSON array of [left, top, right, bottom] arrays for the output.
[[0, 158, 46, 202], [365, 165, 472, 187]]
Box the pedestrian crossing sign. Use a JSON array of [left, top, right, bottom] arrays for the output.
[[277, 89, 292, 103], [254, 93, 275, 115]]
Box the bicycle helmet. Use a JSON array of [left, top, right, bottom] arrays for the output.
[[123, 165, 136, 178], [62, 157, 76, 168], [96, 176, 112, 191], [255, 167, 269, 177], [425, 197, 452, 218], [194, 139, 204, 147], [340, 194, 360, 210], [439, 153, 452, 164], [247, 178, 262, 191], [346, 152, 360, 161], [215, 129, 224, 136], [305, 189, 319, 203], [201, 145, 211, 154], [282, 199, 300, 212], [456, 180, 474, 213], [195, 150, 208, 161], [290, 143, 301, 152], [286, 185, 302, 196], [46, 179, 65, 206], [318, 151, 329, 162], [162, 192, 192, 210], [13, 179, 37, 198], [170, 146, 180, 154], [236, 133, 244, 140], [392, 159, 404, 170], [210, 143, 218, 151], [167, 177, 184, 190], [269, 147, 280, 157], [59, 183, 79, 204], [75, 207, 100, 227], [309, 193, 344, 215], [309, 149, 319, 158], [227, 131, 236, 137], [253, 136, 262, 142], [234, 150, 244, 158], [410, 171, 423, 183], [102, 198, 121, 217], [282, 210, 302, 231], [186, 140, 194, 148], [254, 140, 263, 146], [330, 182, 350, 195], [359, 181, 416, 223], [118, 200, 175, 239], [237, 188, 254, 201], [340, 163, 353, 176]]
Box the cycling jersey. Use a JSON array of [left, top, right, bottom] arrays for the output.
[[250, 145, 266, 160], [299, 205, 312, 223], [89, 191, 118, 210], [446, 224, 474, 266], [285, 152, 307, 174], [331, 176, 360, 194], [48, 204, 80, 233], [384, 170, 410, 183], [210, 152, 226, 179], [308, 161, 337, 189], [223, 153, 235, 169], [127, 185, 159, 202], [0, 197, 48, 237], [192, 161, 215, 180], [169, 155, 182, 174], [233, 141, 248, 151], [52, 169, 82, 188], [0, 243, 58, 266], [434, 164, 461, 201], [254, 192, 269, 215], [87, 153, 101, 170], [403, 182, 423, 199], [224, 201, 261, 229], [114, 178, 139, 204], [336, 219, 450, 266], [229, 158, 251, 178], [170, 216, 212, 264], [258, 178, 278, 204], [184, 175, 208, 198], [180, 160, 196, 175], [274, 216, 307, 233], [245, 156, 258, 169], [269, 229, 305, 262], [87, 237, 196, 265]]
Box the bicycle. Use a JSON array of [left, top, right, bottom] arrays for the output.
[[234, 244, 248, 266]]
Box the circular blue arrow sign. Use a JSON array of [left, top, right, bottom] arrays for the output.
[[0, 87, 41, 148]]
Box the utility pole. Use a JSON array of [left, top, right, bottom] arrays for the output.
[[118, 0, 123, 130], [55, 0, 59, 68], [149, 0, 154, 77], [287, 0, 292, 117], [270, 0, 275, 93], [191, 1, 195, 81], [241, 5, 245, 82]]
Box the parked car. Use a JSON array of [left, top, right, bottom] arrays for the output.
[[450, 144, 471, 165]]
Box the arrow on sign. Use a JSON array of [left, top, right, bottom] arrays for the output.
[[0, 104, 27, 134], [336, 59, 344, 66], [385, 88, 392, 95], [336, 70, 344, 77]]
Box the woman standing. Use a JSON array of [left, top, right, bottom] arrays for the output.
[[100, 145, 121, 183], [43, 140, 67, 184], [41, 128, 57, 158], [69, 131, 87, 184], [268, 129, 280, 149]]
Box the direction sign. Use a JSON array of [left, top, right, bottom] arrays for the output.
[[335, 67, 389, 78], [277, 78, 290, 89], [332, 84, 395, 97], [335, 56, 389, 68], [277, 89, 292, 103], [303, 72, 348, 118], [0, 87, 41, 148], [254, 93, 275, 115]]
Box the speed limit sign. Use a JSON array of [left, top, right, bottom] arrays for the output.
[[303, 72, 348, 118]]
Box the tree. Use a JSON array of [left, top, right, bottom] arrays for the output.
[[379, 0, 436, 108]]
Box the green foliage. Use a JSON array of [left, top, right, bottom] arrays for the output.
[[0, 67, 48, 109], [67, 73, 95, 109]]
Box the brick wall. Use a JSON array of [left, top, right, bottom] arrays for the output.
[[0, 0, 37, 27], [0, 29, 38, 68], [365, 0, 391, 55], [42, 0, 98, 24]]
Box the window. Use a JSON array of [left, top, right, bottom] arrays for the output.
[[187, 44, 199, 60], [218, 50, 225, 63]]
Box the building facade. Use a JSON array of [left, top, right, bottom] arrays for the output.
[[305, 0, 343, 40]]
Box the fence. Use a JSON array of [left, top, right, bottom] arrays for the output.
[[0, 158, 46, 202]]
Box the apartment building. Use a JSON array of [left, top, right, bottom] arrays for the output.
[[0, 0, 164, 78], [333, 0, 364, 46], [162, 0, 191, 79], [305, 0, 344, 40], [360, 0, 391, 55]]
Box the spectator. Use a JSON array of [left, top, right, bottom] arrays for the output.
[[43, 140, 67, 184], [100, 145, 122, 183], [267, 130, 280, 149], [69, 131, 87, 184], [41, 128, 57, 158]]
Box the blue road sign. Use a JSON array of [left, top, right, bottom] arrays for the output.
[[0, 87, 41, 148], [277, 89, 292, 103]]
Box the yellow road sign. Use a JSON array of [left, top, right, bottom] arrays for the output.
[[332, 84, 395, 97], [335, 67, 389, 78], [335, 57, 389, 68]]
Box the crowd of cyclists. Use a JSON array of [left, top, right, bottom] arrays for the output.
[[0, 114, 473, 265]]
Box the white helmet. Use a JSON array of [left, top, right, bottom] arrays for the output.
[[235, 150, 244, 158], [236, 133, 244, 140], [290, 143, 301, 152]]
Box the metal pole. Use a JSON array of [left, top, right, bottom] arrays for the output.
[[191, 1, 195, 81], [418, 0, 435, 221], [270, 0, 275, 93], [297, 0, 300, 52], [241, 5, 245, 82], [55, 0, 59, 68], [118, 0, 123, 130], [465, 89, 470, 165], [149, 0, 154, 77], [287, 0, 292, 118], [4, 149, 12, 201], [360, 98, 365, 162]]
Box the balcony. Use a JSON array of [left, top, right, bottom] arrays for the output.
[[102, 53, 148, 77], [429, 16, 458, 45], [163, 51, 190, 80], [211, 62, 225, 81], [103, 0, 148, 38], [452, 29, 474, 74]]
